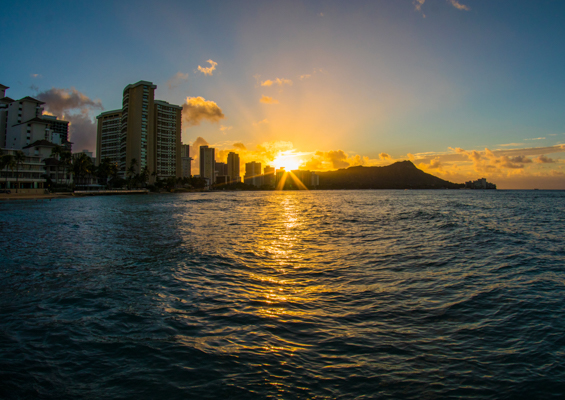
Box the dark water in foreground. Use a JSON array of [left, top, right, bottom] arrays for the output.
[[1, 190, 564, 399]]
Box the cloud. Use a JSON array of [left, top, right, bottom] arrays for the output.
[[197, 59, 218, 76], [233, 142, 246, 150], [413, 0, 425, 12], [319, 12, 324, 17], [508, 155, 532, 164], [35, 87, 104, 153], [379, 152, 391, 160], [261, 78, 293, 87], [447, 0, 470, 11], [220, 125, 233, 134], [498, 143, 525, 147], [65, 110, 97, 153], [167, 72, 189, 90], [190, 137, 209, 175], [29, 84, 39, 92], [253, 119, 269, 126], [299, 74, 312, 80], [36, 87, 103, 116], [260, 95, 279, 104], [525, 137, 546, 141], [30, 73, 42, 78], [182, 96, 225, 126], [535, 155, 556, 164]]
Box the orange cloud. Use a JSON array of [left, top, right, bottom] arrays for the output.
[[261, 78, 293, 87], [182, 96, 225, 126], [197, 59, 218, 76], [260, 95, 279, 104]]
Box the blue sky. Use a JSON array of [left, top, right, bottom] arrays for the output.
[[2, 0, 565, 188]]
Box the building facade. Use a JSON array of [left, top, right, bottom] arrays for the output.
[[96, 110, 122, 168], [199, 145, 216, 184], [227, 152, 240, 183], [180, 144, 192, 177], [96, 81, 183, 180], [154, 100, 182, 179]]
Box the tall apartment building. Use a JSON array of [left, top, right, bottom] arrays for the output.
[[96, 110, 122, 167], [244, 161, 262, 186], [96, 81, 182, 179], [154, 100, 182, 179], [215, 162, 228, 177], [227, 152, 240, 183], [180, 144, 192, 177], [264, 165, 275, 188], [199, 145, 215, 184], [120, 81, 156, 174]]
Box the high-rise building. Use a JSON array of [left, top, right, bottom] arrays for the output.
[[96, 81, 182, 180], [120, 81, 156, 174], [180, 144, 192, 177], [263, 165, 275, 188], [96, 110, 122, 168], [154, 100, 182, 179], [244, 161, 262, 187], [199, 145, 215, 184], [227, 152, 240, 183], [215, 162, 228, 176]]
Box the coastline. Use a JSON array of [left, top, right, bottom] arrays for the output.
[[0, 193, 74, 201]]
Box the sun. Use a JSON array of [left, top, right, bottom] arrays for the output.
[[273, 153, 301, 171]]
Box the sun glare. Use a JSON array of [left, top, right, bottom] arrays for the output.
[[273, 154, 301, 171]]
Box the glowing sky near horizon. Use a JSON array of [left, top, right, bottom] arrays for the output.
[[1, 0, 565, 188]]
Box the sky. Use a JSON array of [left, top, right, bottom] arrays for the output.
[[1, 0, 565, 189]]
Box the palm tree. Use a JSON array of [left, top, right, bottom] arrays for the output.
[[126, 158, 138, 189], [50, 145, 64, 186], [1, 154, 15, 190], [59, 149, 72, 186], [139, 166, 149, 188], [13, 151, 25, 193], [72, 153, 93, 187]]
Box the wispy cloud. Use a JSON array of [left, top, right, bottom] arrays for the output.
[[196, 59, 218, 76], [253, 119, 269, 126], [261, 78, 293, 87], [498, 143, 525, 147], [220, 125, 233, 134], [379, 152, 391, 160], [525, 137, 546, 141], [30, 73, 42, 78], [447, 0, 470, 11], [167, 72, 189, 90], [182, 96, 225, 126], [260, 95, 279, 104], [299, 74, 312, 80]]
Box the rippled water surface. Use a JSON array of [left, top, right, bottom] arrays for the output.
[[1, 190, 565, 399]]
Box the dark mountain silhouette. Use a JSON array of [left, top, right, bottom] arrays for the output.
[[316, 161, 463, 189]]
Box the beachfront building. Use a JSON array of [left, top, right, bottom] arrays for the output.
[[180, 144, 192, 177], [244, 161, 262, 187], [227, 152, 240, 183], [0, 148, 47, 193], [96, 110, 122, 168], [263, 165, 275, 188], [96, 81, 182, 181], [154, 100, 182, 179], [199, 145, 215, 185]]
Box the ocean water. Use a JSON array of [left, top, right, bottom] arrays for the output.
[[1, 190, 564, 399]]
